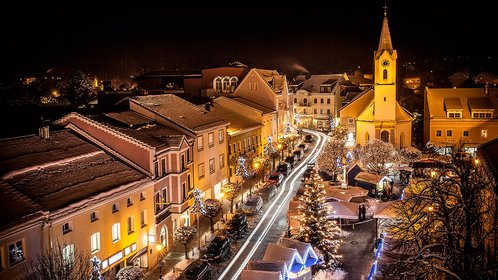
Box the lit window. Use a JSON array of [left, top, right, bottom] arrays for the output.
[[447, 130, 453, 137], [218, 129, 224, 143], [209, 158, 215, 174], [161, 158, 166, 176], [197, 135, 204, 150], [208, 132, 214, 147], [481, 130, 488, 138], [90, 232, 100, 252], [127, 217, 135, 234], [436, 130, 442, 137], [63, 244, 74, 265], [112, 223, 120, 242], [198, 163, 205, 179], [447, 111, 462, 118], [219, 154, 225, 168]]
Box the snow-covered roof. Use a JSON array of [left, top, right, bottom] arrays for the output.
[[355, 172, 392, 185], [279, 238, 319, 266], [325, 185, 369, 202], [374, 201, 397, 219], [263, 243, 304, 273], [328, 201, 359, 219], [245, 260, 287, 280], [241, 270, 282, 280]]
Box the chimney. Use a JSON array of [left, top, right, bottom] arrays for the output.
[[485, 82, 489, 95], [39, 126, 50, 139], [205, 102, 211, 111]]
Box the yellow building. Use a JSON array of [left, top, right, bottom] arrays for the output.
[[424, 87, 498, 154], [233, 68, 292, 138], [340, 13, 412, 149]]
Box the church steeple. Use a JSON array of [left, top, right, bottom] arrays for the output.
[[376, 15, 393, 56]]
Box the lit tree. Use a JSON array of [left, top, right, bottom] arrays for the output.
[[236, 156, 253, 197], [297, 172, 342, 270], [203, 199, 222, 232], [175, 226, 197, 259], [191, 189, 206, 252], [116, 266, 144, 280], [264, 137, 279, 169], [24, 242, 93, 280], [360, 139, 400, 175], [381, 146, 497, 279], [316, 139, 347, 181], [221, 182, 241, 213], [58, 71, 97, 106], [329, 125, 348, 141], [400, 146, 422, 165]]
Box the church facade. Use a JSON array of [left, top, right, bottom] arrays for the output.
[[340, 14, 413, 149]]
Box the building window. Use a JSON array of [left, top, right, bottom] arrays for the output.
[[314, 98, 317, 104], [161, 158, 166, 176], [198, 163, 205, 179], [303, 99, 307, 104], [127, 217, 135, 234], [208, 132, 214, 147], [209, 158, 215, 174], [140, 210, 147, 228], [220, 154, 225, 168], [162, 189, 168, 205], [472, 111, 493, 118], [381, 131, 389, 143], [182, 182, 187, 200], [320, 109, 324, 114], [62, 222, 72, 234], [463, 130, 469, 137], [154, 162, 158, 177], [327, 98, 330, 104], [218, 129, 224, 143], [327, 109, 331, 114], [90, 233, 100, 253], [436, 130, 442, 137], [481, 130, 488, 138], [447, 111, 462, 118], [181, 154, 186, 170], [112, 203, 119, 213], [112, 223, 120, 242], [188, 173, 192, 190], [294, 98, 297, 103], [383, 69, 388, 80], [63, 244, 74, 264], [8, 241, 24, 266], [314, 109, 317, 114], [447, 130, 453, 137], [140, 192, 145, 201], [197, 135, 204, 151], [320, 98, 324, 104], [90, 212, 99, 222], [127, 197, 133, 207]]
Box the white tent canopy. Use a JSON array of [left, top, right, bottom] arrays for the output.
[[328, 201, 359, 219]]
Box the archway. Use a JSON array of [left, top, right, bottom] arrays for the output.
[[380, 130, 389, 143], [160, 226, 169, 250], [399, 132, 405, 147], [365, 132, 370, 141]]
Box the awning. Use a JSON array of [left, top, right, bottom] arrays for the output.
[[126, 246, 148, 265]]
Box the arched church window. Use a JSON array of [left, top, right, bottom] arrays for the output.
[[229, 77, 238, 92], [221, 77, 230, 93], [213, 77, 222, 93], [381, 130, 389, 143], [383, 69, 388, 80], [365, 132, 370, 141]]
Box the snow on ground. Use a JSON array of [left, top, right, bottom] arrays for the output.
[[313, 268, 347, 280], [337, 230, 351, 237]]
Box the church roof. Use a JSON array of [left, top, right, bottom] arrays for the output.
[[376, 16, 394, 58]]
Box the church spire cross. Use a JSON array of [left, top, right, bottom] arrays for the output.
[[383, 4, 388, 17]]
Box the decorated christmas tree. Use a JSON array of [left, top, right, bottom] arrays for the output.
[[297, 172, 342, 270]]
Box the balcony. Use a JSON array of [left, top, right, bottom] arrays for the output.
[[155, 205, 172, 224], [298, 103, 312, 107]]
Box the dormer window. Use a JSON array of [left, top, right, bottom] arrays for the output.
[[444, 98, 463, 119], [472, 111, 492, 119], [468, 98, 494, 119], [447, 111, 462, 118]]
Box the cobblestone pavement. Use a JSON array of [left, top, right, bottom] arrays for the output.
[[338, 220, 376, 280]]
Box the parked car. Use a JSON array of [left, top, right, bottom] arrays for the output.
[[301, 163, 316, 182], [268, 172, 284, 186], [242, 195, 263, 215], [298, 143, 308, 151], [304, 134, 314, 143], [178, 260, 211, 280], [225, 213, 248, 239], [259, 183, 276, 202], [277, 162, 292, 176], [285, 155, 298, 167], [292, 149, 304, 159], [203, 235, 231, 262]]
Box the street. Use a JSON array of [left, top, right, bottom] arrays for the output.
[[217, 129, 327, 280]]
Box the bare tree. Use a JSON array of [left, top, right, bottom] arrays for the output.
[[360, 139, 399, 175], [381, 147, 497, 279], [316, 139, 347, 181], [116, 266, 144, 280], [24, 242, 93, 280], [329, 125, 348, 141], [221, 182, 241, 213], [203, 199, 222, 232], [58, 71, 97, 106], [175, 226, 197, 259], [400, 146, 422, 165]]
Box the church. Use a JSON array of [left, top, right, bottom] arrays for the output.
[[340, 12, 413, 149]]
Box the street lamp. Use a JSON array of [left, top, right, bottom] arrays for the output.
[[277, 143, 283, 162], [156, 243, 164, 280]]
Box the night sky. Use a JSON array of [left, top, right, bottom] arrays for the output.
[[2, 1, 496, 80]]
